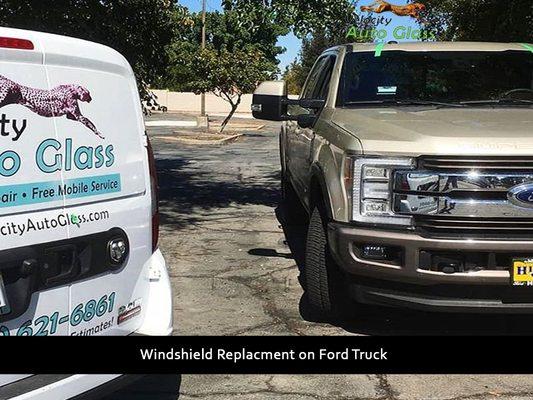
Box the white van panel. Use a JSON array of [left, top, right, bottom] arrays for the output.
[[1, 286, 70, 336], [41, 33, 151, 335], [64, 196, 151, 335], [0, 47, 69, 247], [0, 28, 43, 64], [0, 208, 74, 251], [39, 30, 130, 76], [0, 28, 163, 338], [42, 64, 147, 212]]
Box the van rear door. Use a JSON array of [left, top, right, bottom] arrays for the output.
[[40, 33, 151, 335], [0, 28, 71, 336]]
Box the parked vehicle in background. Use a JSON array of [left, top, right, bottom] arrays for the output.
[[252, 42, 533, 319], [0, 26, 172, 397]]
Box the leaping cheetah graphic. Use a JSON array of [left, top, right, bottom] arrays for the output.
[[361, 0, 426, 21], [0, 74, 104, 139]]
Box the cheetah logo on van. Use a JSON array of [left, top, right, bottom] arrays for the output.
[[0, 74, 104, 139]]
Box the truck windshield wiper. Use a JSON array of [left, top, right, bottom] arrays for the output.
[[344, 99, 465, 108], [461, 99, 533, 106]]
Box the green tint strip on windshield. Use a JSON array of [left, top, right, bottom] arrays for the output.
[[521, 43, 533, 53], [374, 42, 385, 57]]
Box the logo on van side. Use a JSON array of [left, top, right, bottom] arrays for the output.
[[0, 74, 104, 139]]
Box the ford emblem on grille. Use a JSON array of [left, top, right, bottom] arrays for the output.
[[508, 184, 533, 208]]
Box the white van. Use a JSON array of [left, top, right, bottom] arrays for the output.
[[0, 25, 173, 398], [0, 26, 173, 337]]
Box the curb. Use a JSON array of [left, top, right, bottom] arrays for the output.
[[152, 134, 243, 145]]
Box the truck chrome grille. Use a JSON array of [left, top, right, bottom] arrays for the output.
[[415, 216, 533, 239], [393, 156, 533, 238], [419, 156, 533, 171]]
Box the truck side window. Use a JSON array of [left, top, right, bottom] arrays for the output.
[[301, 56, 328, 100], [312, 56, 336, 101]]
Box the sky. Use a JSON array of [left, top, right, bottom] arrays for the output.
[[179, 0, 423, 71]]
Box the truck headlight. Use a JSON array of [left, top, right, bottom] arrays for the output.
[[350, 157, 415, 226]]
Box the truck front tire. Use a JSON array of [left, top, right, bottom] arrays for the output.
[[304, 205, 351, 320]]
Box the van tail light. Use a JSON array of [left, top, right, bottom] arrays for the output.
[[0, 37, 34, 50], [146, 135, 159, 252]]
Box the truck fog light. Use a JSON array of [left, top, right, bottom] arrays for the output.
[[362, 245, 388, 260], [108, 237, 128, 266], [359, 244, 402, 263]]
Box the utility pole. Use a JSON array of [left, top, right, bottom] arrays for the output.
[[200, 0, 206, 118]]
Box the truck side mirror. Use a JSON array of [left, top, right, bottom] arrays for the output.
[[295, 99, 326, 129], [252, 81, 288, 121], [252, 81, 326, 123], [296, 114, 317, 129]]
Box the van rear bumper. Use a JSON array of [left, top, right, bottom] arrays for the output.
[[327, 223, 533, 313], [134, 249, 173, 336], [0, 374, 129, 400]]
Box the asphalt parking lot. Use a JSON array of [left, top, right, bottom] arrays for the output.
[[106, 112, 533, 399], [105, 374, 533, 400], [150, 113, 533, 338]]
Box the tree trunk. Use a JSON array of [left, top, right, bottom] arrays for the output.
[[220, 95, 241, 133]]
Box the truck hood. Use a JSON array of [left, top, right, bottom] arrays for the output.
[[331, 107, 533, 156]]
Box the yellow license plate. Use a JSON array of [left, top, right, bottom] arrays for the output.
[[512, 259, 533, 286]]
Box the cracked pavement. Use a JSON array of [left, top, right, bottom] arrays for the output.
[[107, 374, 533, 400], [104, 113, 533, 399], [151, 115, 344, 336]]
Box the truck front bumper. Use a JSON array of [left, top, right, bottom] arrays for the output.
[[327, 223, 533, 313]]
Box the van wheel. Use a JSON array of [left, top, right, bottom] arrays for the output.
[[304, 205, 351, 320], [281, 175, 308, 226]]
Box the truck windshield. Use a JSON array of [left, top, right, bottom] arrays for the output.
[[338, 51, 533, 107]]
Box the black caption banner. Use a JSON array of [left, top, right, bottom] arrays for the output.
[[1, 336, 526, 374]]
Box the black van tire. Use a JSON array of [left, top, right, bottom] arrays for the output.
[[304, 205, 351, 320]]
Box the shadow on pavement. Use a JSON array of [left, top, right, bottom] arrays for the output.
[[248, 248, 293, 259], [299, 297, 533, 336], [156, 158, 280, 231], [101, 375, 181, 400]]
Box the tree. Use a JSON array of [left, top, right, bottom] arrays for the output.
[[0, 0, 180, 101], [283, 31, 347, 94], [282, 0, 372, 94], [157, 9, 282, 131], [157, 10, 285, 91], [283, 61, 305, 95], [158, 0, 360, 125], [188, 46, 276, 132], [222, 0, 358, 38], [421, 0, 532, 42]]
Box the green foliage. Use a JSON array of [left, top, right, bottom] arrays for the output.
[[422, 0, 532, 42], [292, 31, 351, 93], [222, 0, 357, 38], [158, 8, 283, 131], [283, 61, 305, 95], [188, 46, 276, 132], [0, 0, 178, 92], [157, 9, 285, 92], [283, 0, 372, 95]]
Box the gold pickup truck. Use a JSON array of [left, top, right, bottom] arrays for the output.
[[252, 42, 533, 319]]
